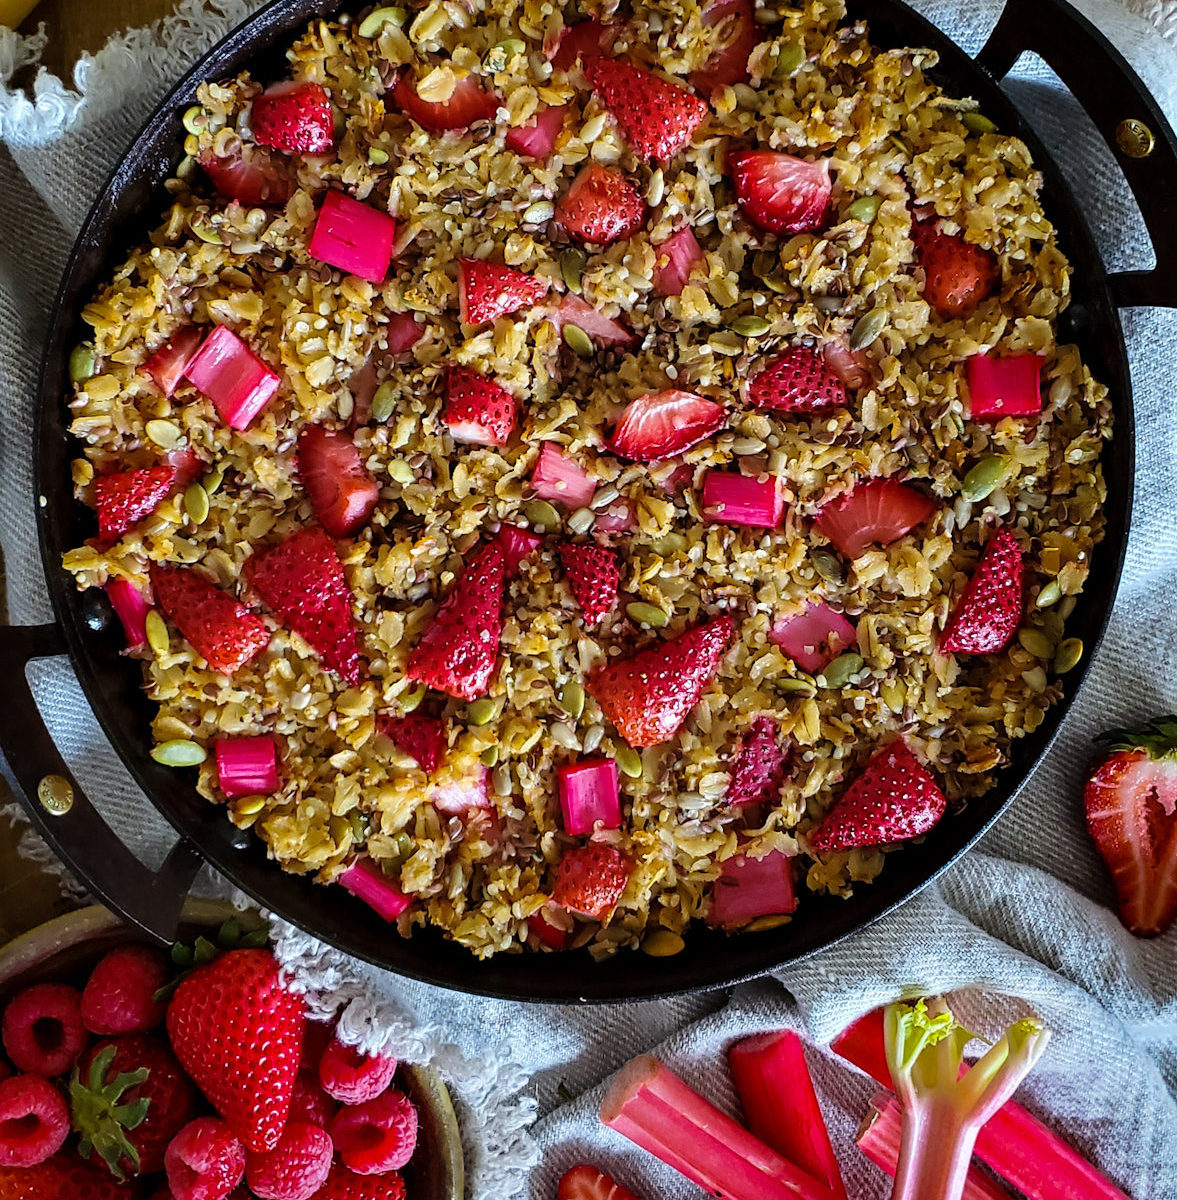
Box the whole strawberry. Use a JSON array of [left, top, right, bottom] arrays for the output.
[[0, 1154, 133, 1200], [314, 1163, 406, 1200], [166, 949, 305, 1153]]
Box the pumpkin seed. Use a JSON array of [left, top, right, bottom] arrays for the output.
[[368, 147, 390, 165], [184, 482, 210, 525], [810, 547, 844, 583], [69, 343, 96, 383], [145, 610, 169, 657], [615, 744, 643, 778], [480, 746, 500, 767], [880, 678, 906, 712], [467, 698, 500, 726], [731, 314, 772, 337], [775, 42, 805, 77], [175, 156, 198, 182], [183, 133, 200, 157], [1035, 579, 1062, 609], [523, 499, 561, 531], [234, 795, 266, 817], [563, 323, 594, 358], [760, 273, 790, 294], [145, 419, 184, 450], [192, 220, 222, 244], [522, 200, 554, 224], [961, 455, 1005, 503], [350, 812, 369, 842], [568, 507, 596, 535], [776, 676, 817, 697], [1017, 628, 1054, 659], [388, 459, 415, 485], [484, 36, 525, 71], [1053, 637, 1083, 674], [151, 739, 207, 767], [820, 652, 863, 689], [329, 815, 352, 846], [181, 105, 207, 134], [560, 249, 586, 294], [962, 111, 997, 135], [492, 764, 513, 796], [559, 680, 585, 718], [847, 195, 881, 223], [358, 5, 407, 36], [372, 381, 397, 423], [394, 832, 414, 858], [203, 464, 226, 496], [641, 929, 685, 957], [848, 307, 887, 351], [400, 684, 426, 713], [626, 601, 670, 628], [744, 913, 791, 932]]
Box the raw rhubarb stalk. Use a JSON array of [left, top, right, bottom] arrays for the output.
[[857, 1093, 1012, 1200], [531, 443, 596, 509], [966, 353, 1044, 421], [307, 189, 397, 284], [600, 1054, 835, 1200], [550, 293, 637, 349], [142, 326, 204, 396], [338, 857, 413, 921], [770, 601, 857, 674], [833, 1008, 1133, 1200], [104, 579, 152, 650], [184, 325, 280, 430], [557, 758, 621, 835], [215, 735, 281, 798], [707, 848, 796, 929], [702, 471, 783, 528], [728, 1032, 847, 1200]]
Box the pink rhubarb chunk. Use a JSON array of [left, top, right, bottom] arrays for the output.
[[105, 579, 152, 650], [183, 325, 281, 430], [707, 847, 797, 929], [504, 104, 568, 159], [702, 470, 783, 528], [966, 352, 1044, 420], [549, 293, 637, 349], [215, 735, 281, 799], [431, 766, 491, 816], [653, 226, 705, 297], [308, 189, 397, 285], [387, 312, 423, 355], [143, 326, 204, 396], [557, 758, 621, 835], [339, 857, 413, 921], [497, 524, 543, 574], [600, 1055, 833, 1200], [531, 442, 596, 509], [770, 601, 857, 674]]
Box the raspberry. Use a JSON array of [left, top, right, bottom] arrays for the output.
[[1, 984, 87, 1077], [288, 1071, 335, 1127], [81, 944, 170, 1035], [318, 1036, 397, 1104], [317, 1163, 407, 1199], [329, 1088, 417, 1174], [0, 1074, 69, 1166], [245, 1120, 332, 1200], [165, 1117, 246, 1200]]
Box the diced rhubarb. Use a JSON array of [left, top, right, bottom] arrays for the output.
[[966, 353, 1044, 421], [431, 766, 491, 816], [531, 443, 597, 509], [728, 1032, 847, 1200], [595, 500, 635, 534], [857, 1093, 1013, 1200], [105, 579, 152, 650], [143, 326, 204, 396], [822, 340, 873, 390], [505, 104, 569, 159], [184, 325, 281, 431], [600, 1055, 833, 1200], [813, 479, 937, 560], [656, 461, 695, 494], [702, 471, 783, 529], [215, 735, 281, 799], [338, 857, 413, 921], [652, 226, 705, 297], [527, 911, 570, 950], [769, 601, 857, 674], [387, 312, 423, 354], [498, 524, 544, 575], [307, 190, 397, 285], [549, 293, 638, 350], [706, 847, 797, 929], [558, 758, 622, 836]]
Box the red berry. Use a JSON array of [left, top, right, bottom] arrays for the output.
[[251, 81, 335, 156], [555, 163, 646, 247], [558, 1163, 645, 1200], [0, 1153, 132, 1200], [329, 1088, 417, 1174], [727, 149, 831, 235], [583, 56, 708, 162], [1, 984, 86, 1077], [164, 1117, 246, 1200], [94, 464, 177, 547], [245, 1121, 333, 1200], [0, 1074, 69, 1167], [557, 542, 620, 626], [317, 1037, 397, 1106], [939, 527, 1024, 655], [81, 944, 170, 1036], [607, 389, 726, 463], [296, 425, 379, 539], [392, 72, 499, 133], [746, 345, 848, 415], [550, 843, 632, 921], [315, 1163, 406, 1200], [911, 214, 1000, 320], [288, 1072, 335, 1128]]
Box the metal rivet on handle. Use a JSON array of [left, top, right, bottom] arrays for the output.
[[38, 774, 74, 816], [1115, 119, 1155, 159]]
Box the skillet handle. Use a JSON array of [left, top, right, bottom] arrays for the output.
[[0, 623, 201, 945], [975, 0, 1177, 309]]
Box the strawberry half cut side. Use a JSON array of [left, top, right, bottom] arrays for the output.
[[584, 56, 708, 162], [813, 478, 937, 560], [297, 424, 379, 538], [608, 389, 726, 462], [728, 149, 831, 236], [458, 258, 549, 325]]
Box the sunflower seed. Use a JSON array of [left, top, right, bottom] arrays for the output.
[[591, 486, 620, 510], [848, 307, 887, 351], [151, 739, 207, 767], [568, 507, 596, 534], [626, 601, 670, 628], [493, 764, 513, 796], [776, 676, 817, 697], [645, 168, 665, 207], [522, 200, 554, 225], [847, 195, 881, 223]]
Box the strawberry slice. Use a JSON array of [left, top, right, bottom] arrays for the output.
[[558, 1164, 644, 1200], [822, 339, 873, 390], [608, 389, 726, 462], [393, 71, 499, 133], [911, 215, 1000, 320], [747, 345, 847, 414], [94, 464, 177, 547], [528, 911, 570, 950], [549, 19, 616, 71], [814, 478, 936, 560], [549, 293, 637, 350], [387, 311, 424, 355], [811, 740, 946, 853], [458, 259, 549, 325], [296, 425, 379, 538], [726, 717, 788, 807], [497, 524, 543, 574], [727, 149, 832, 235], [150, 563, 269, 675], [442, 366, 518, 447], [551, 843, 632, 921], [690, 0, 760, 97], [251, 80, 335, 155], [585, 56, 708, 162], [587, 615, 734, 747], [378, 712, 446, 774], [142, 327, 204, 396], [1085, 717, 1177, 937], [198, 149, 294, 208], [244, 527, 364, 684], [652, 225, 705, 297], [558, 542, 620, 625], [504, 104, 569, 159], [939, 527, 1024, 655], [556, 163, 646, 247], [406, 540, 506, 701]]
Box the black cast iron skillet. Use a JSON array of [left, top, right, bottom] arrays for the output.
[[1, 0, 1174, 1002]]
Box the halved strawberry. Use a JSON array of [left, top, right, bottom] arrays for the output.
[[556, 163, 646, 247], [406, 541, 506, 701], [94, 465, 176, 547], [608, 389, 726, 462], [378, 712, 446, 774], [296, 425, 379, 538], [442, 366, 518, 447], [244, 527, 363, 684], [911, 215, 1000, 320], [747, 345, 847, 414], [726, 716, 788, 807], [504, 104, 569, 159], [142, 327, 204, 396], [814, 478, 937, 560], [392, 72, 499, 133], [690, 0, 760, 97], [811, 740, 946, 853], [198, 149, 294, 207], [652, 225, 705, 297], [1085, 717, 1177, 937], [251, 80, 335, 155], [939, 527, 1023, 655], [727, 149, 831, 235], [458, 259, 549, 325], [549, 19, 616, 71], [548, 293, 637, 350], [585, 56, 708, 162], [558, 1164, 644, 1200], [150, 563, 270, 675], [558, 542, 619, 625], [587, 615, 734, 747], [550, 844, 632, 921]]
